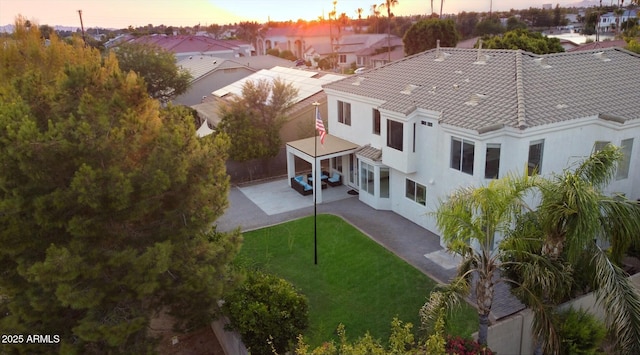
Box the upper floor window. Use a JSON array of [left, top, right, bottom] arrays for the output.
[[485, 143, 501, 179], [451, 137, 475, 175], [593, 141, 611, 153], [527, 139, 544, 176], [372, 109, 381, 135], [387, 120, 403, 151], [616, 138, 634, 180], [338, 101, 351, 126]]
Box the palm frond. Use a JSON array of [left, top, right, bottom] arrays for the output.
[[591, 246, 640, 355], [598, 198, 640, 263], [574, 144, 622, 188], [420, 277, 470, 333]]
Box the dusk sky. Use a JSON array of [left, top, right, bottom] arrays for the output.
[[1, 0, 593, 28]]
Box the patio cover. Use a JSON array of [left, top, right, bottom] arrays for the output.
[[286, 134, 359, 158], [286, 134, 359, 203]]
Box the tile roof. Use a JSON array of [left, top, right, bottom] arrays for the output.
[[567, 39, 628, 52], [128, 35, 249, 55], [213, 66, 346, 104], [355, 145, 383, 161], [323, 47, 640, 132], [177, 55, 299, 84]]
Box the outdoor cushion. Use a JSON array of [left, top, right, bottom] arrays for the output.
[[294, 175, 304, 182], [308, 174, 328, 182], [328, 173, 340, 183]]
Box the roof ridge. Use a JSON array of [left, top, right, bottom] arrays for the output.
[[515, 50, 527, 129]]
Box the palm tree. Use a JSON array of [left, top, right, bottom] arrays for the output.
[[379, 0, 398, 63], [356, 8, 364, 33], [529, 144, 640, 354], [424, 176, 565, 346], [371, 4, 381, 34]]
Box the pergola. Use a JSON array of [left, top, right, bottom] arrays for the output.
[[286, 134, 359, 203]]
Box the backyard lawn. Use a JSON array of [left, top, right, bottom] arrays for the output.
[[235, 214, 477, 347]]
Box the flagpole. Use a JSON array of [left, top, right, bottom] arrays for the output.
[[312, 102, 320, 265]]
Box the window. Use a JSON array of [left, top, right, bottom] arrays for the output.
[[527, 140, 544, 176], [484, 143, 501, 179], [380, 168, 389, 198], [387, 120, 403, 151], [372, 109, 381, 135], [360, 162, 374, 195], [616, 138, 633, 180], [405, 179, 426, 206], [450, 137, 475, 175], [338, 101, 351, 125], [338, 54, 347, 63], [593, 141, 610, 153], [412, 123, 416, 153], [331, 157, 342, 172]]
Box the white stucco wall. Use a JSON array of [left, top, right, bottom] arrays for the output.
[[325, 91, 640, 243]]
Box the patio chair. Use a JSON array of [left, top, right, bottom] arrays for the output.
[[327, 172, 342, 187]]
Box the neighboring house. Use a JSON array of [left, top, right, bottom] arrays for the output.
[[354, 35, 404, 68], [258, 24, 403, 70], [114, 34, 253, 60], [174, 55, 295, 106], [287, 47, 639, 246], [567, 39, 629, 51], [258, 24, 340, 59], [598, 10, 638, 32], [558, 38, 580, 51], [196, 66, 345, 143]]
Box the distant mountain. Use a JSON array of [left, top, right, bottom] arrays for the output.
[[568, 0, 601, 8], [0, 24, 14, 33]]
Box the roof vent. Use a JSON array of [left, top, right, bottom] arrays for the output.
[[435, 51, 451, 62], [465, 93, 487, 106], [555, 103, 568, 109], [434, 40, 450, 61], [533, 57, 551, 68], [428, 86, 437, 94], [593, 51, 611, 62], [352, 77, 365, 86], [473, 39, 489, 64], [401, 84, 419, 95], [455, 70, 463, 74]]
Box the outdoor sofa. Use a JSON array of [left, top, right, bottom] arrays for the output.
[[291, 176, 312, 196]]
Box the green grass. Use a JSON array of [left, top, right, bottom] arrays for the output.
[[235, 214, 477, 347]]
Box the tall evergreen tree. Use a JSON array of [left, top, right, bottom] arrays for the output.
[[0, 18, 241, 354]]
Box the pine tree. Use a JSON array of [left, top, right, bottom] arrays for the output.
[[0, 17, 241, 353]]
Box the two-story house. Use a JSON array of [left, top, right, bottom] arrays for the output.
[[598, 9, 638, 32], [287, 47, 640, 246]]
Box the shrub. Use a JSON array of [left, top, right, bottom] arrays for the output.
[[223, 271, 309, 354], [556, 307, 607, 355], [445, 336, 494, 355]]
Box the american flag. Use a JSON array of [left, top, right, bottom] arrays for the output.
[[315, 107, 326, 144]]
